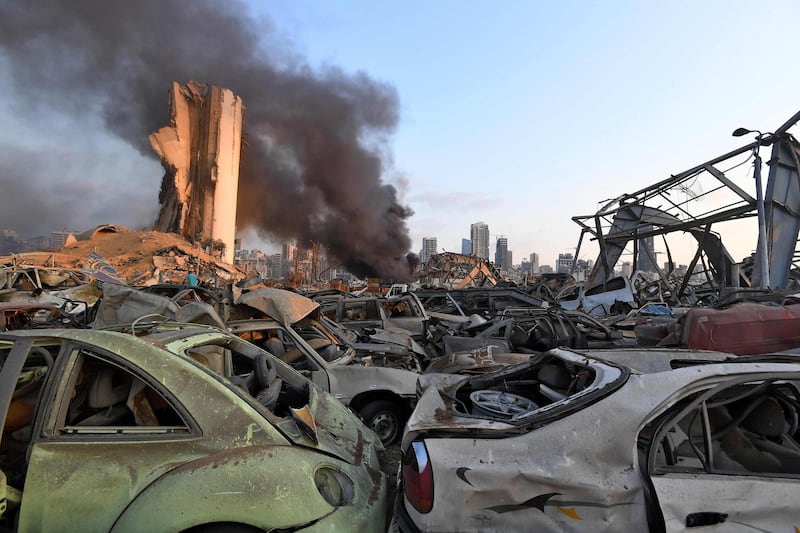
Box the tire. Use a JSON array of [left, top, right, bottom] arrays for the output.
[[184, 523, 260, 533], [359, 400, 403, 445]]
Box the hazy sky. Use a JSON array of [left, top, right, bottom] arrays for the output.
[[2, 1, 799, 269]]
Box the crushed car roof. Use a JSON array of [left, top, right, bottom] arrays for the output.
[[235, 288, 320, 326]]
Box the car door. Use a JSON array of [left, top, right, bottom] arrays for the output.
[[19, 344, 202, 532], [642, 374, 800, 532], [340, 300, 383, 330], [384, 296, 426, 338]]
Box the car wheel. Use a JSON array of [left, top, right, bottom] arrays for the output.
[[184, 523, 261, 533], [359, 400, 402, 445]]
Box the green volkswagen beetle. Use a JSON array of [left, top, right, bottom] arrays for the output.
[[0, 326, 389, 532]]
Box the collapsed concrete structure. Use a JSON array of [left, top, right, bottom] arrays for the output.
[[150, 81, 244, 264]]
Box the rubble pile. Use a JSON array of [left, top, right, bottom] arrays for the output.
[[0, 227, 245, 292]]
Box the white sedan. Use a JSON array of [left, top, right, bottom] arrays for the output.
[[396, 348, 800, 532]]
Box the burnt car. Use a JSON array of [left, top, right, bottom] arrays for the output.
[[312, 293, 430, 340], [0, 302, 86, 331], [228, 289, 429, 445], [397, 348, 800, 532], [0, 327, 388, 531]]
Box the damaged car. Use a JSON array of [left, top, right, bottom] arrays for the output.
[[397, 348, 800, 532], [228, 288, 428, 445], [313, 292, 431, 340], [0, 327, 389, 531]]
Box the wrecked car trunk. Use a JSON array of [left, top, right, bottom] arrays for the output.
[[676, 301, 800, 354], [409, 349, 626, 436]]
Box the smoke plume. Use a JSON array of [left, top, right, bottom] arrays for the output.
[[0, 0, 414, 280]]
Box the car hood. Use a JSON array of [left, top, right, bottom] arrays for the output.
[[235, 288, 320, 326], [288, 385, 384, 465], [367, 327, 428, 357]]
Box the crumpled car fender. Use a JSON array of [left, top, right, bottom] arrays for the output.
[[111, 444, 371, 532]]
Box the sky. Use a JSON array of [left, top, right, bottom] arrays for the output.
[[2, 0, 799, 271]]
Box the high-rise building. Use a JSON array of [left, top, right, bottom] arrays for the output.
[[529, 252, 540, 274], [421, 237, 438, 265], [470, 222, 490, 259], [495, 236, 512, 272], [461, 239, 471, 255]]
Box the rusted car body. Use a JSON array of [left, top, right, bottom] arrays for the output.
[[0, 327, 388, 531], [679, 301, 800, 355], [397, 348, 800, 532], [0, 303, 83, 331]]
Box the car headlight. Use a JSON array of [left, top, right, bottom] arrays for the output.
[[314, 467, 355, 507]]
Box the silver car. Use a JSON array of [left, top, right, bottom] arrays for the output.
[[397, 348, 800, 532]]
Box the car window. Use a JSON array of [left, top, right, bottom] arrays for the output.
[[650, 380, 800, 477], [57, 350, 190, 435], [1, 341, 58, 488], [343, 301, 379, 321]]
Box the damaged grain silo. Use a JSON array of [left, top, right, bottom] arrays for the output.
[[150, 81, 244, 264]]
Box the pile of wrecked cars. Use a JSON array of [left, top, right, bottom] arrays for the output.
[[3, 277, 800, 532]]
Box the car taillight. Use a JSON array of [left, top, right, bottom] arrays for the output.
[[403, 441, 433, 513]]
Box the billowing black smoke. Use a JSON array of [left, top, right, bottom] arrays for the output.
[[0, 0, 414, 280]]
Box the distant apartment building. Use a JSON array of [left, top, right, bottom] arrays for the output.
[[461, 238, 471, 255], [470, 221, 490, 259], [235, 249, 269, 277], [268, 253, 283, 278], [529, 252, 539, 274], [573, 258, 595, 282], [421, 237, 438, 265], [495, 236, 511, 272], [539, 265, 554, 274], [281, 241, 297, 278], [556, 253, 574, 274]]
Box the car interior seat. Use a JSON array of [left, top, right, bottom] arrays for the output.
[[264, 337, 286, 358], [75, 367, 132, 426], [537, 364, 571, 402], [738, 397, 800, 473]]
